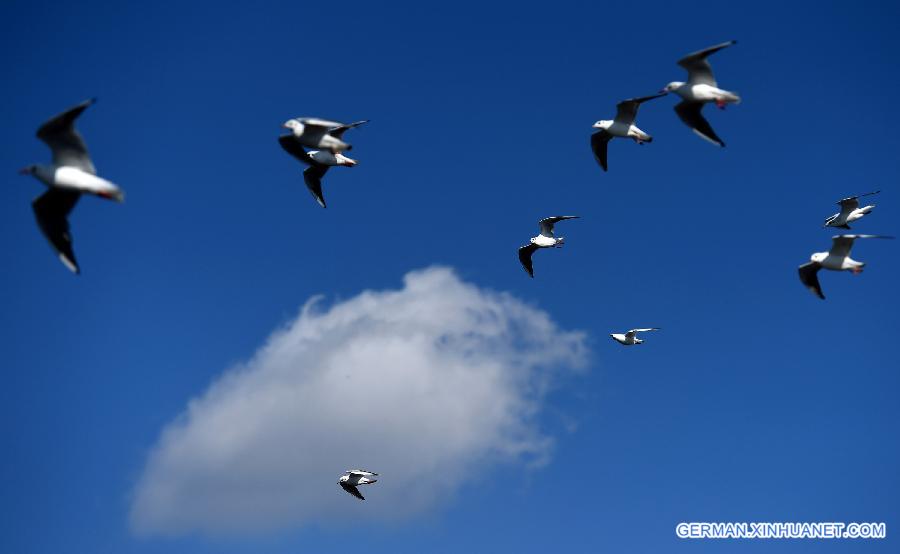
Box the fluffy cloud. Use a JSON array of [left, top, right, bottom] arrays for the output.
[[130, 267, 587, 536]]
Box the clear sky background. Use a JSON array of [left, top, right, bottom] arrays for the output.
[[1, 1, 899, 552]]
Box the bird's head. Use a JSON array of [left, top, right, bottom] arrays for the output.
[[592, 120, 612, 130], [529, 237, 537, 244], [283, 119, 304, 134], [660, 82, 683, 93], [810, 252, 827, 263]]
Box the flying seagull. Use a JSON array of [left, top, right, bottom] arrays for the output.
[[823, 191, 880, 229], [591, 93, 666, 172], [282, 117, 368, 153], [610, 328, 660, 346], [662, 41, 740, 147], [338, 469, 378, 501], [278, 135, 358, 208], [798, 234, 894, 299], [518, 216, 579, 277], [19, 98, 124, 274]]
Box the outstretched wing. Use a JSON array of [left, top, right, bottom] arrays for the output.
[[329, 120, 369, 139], [518, 243, 539, 278], [32, 188, 81, 273], [340, 482, 366, 501], [36, 98, 97, 174], [677, 40, 736, 86], [674, 101, 725, 147], [798, 262, 824, 299], [348, 469, 378, 477], [829, 234, 893, 258], [296, 117, 346, 130], [837, 190, 879, 216], [613, 93, 666, 126], [278, 134, 315, 166], [590, 130, 612, 171], [625, 328, 659, 339], [303, 165, 330, 208], [539, 215, 579, 237]]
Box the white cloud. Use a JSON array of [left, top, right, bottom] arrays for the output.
[[130, 267, 587, 536]]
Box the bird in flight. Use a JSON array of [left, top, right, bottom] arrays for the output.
[[518, 216, 580, 277], [338, 469, 379, 501], [823, 191, 880, 229], [610, 328, 660, 346], [282, 117, 368, 153], [591, 93, 666, 172], [798, 234, 894, 299], [19, 98, 124, 273], [662, 41, 740, 147]]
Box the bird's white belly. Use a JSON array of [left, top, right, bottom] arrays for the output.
[[533, 235, 557, 247], [821, 255, 854, 271], [685, 84, 723, 102], [54, 166, 119, 195]]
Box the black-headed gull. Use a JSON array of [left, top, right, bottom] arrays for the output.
[[591, 93, 666, 172], [278, 135, 358, 208], [338, 469, 378, 501], [662, 41, 740, 147], [19, 99, 123, 274], [798, 234, 894, 299], [610, 328, 659, 346], [282, 117, 368, 153], [518, 216, 579, 277], [823, 191, 880, 229]]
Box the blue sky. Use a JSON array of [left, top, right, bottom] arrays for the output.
[[1, 1, 899, 552]]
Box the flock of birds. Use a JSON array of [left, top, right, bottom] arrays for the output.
[[16, 40, 893, 501]]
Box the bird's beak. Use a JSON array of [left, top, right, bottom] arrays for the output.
[[17, 166, 30, 175], [658, 89, 668, 94]]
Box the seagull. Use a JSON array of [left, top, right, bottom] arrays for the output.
[[823, 191, 880, 229], [19, 98, 124, 274], [610, 328, 660, 346], [338, 469, 378, 501], [518, 216, 579, 277], [591, 93, 666, 172], [662, 40, 740, 147], [798, 234, 894, 299], [278, 135, 358, 208], [282, 118, 368, 153]]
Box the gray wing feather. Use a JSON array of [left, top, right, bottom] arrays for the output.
[[32, 188, 81, 273], [613, 93, 666, 125], [677, 40, 736, 86], [329, 120, 369, 139], [538, 216, 579, 236], [340, 482, 365, 501], [798, 262, 824, 299], [36, 98, 97, 174], [518, 243, 539, 277], [674, 101, 725, 147], [591, 130, 611, 171]]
